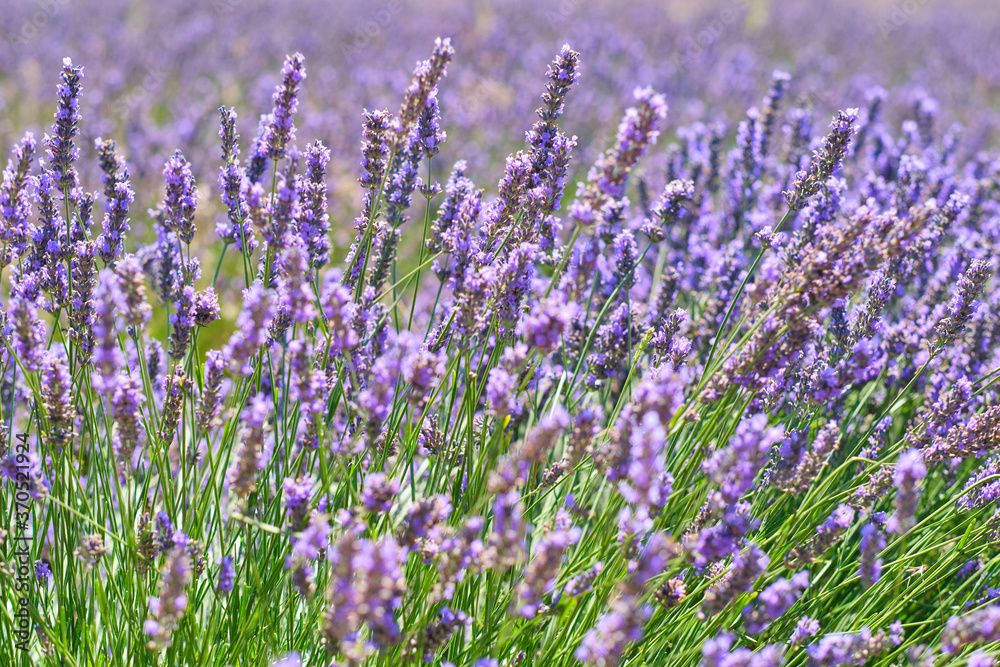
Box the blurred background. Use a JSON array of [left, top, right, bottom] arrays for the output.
[[3, 0, 999, 208]]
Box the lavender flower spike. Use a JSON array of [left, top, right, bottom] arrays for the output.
[[887, 449, 926, 535], [217, 556, 235, 596], [46, 57, 84, 192], [393, 38, 454, 150], [145, 546, 192, 651], [742, 572, 809, 634], [571, 86, 668, 226], [222, 282, 277, 376], [0, 132, 37, 256], [162, 150, 198, 245], [9, 292, 47, 372], [934, 259, 992, 350], [216, 106, 257, 252], [264, 53, 306, 160], [942, 605, 1000, 654], [702, 633, 785, 667], [785, 108, 859, 210], [859, 520, 886, 588]]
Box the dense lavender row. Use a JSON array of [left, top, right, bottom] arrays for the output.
[[2, 12, 1000, 667]]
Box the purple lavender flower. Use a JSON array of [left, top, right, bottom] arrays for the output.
[[226, 394, 271, 499], [393, 38, 454, 150], [155, 512, 183, 555], [588, 301, 634, 383], [283, 476, 313, 530], [168, 284, 196, 360], [0, 132, 37, 255], [193, 288, 220, 327], [785, 108, 860, 209], [934, 259, 992, 350], [701, 543, 770, 618], [314, 275, 355, 352], [742, 572, 809, 634], [771, 420, 840, 494], [791, 616, 820, 645], [487, 490, 526, 569], [74, 534, 108, 572], [702, 633, 785, 667], [431, 516, 484, 602], [485, 367, 519, 418], [263, 167, 299, 259], [322, 534, 406, 651], [786, 504, 855, 568], [46, 58, 83, 192], [9, 292, 47, 372], [571, 86, 668, 226], [361, 473, 400, 514], [401, 495, 452, 547], [216, 107, 257, 253], [217, 556, 235, 596], [91, 268, 128, 392], [887, 449, 926, 535], [222, 282, 277, 376], [957, 457, 1000, 511], [161, 150, 198, 245], [859, 522, 886, 588], [35, 560, 51, 584], [565, 562, 604, 598], [116, 254, 151, 328], [643, 179, 694, 242], [416, 89, 446, 159], [269, 653, 301, 667], [286, 512, 331, 598], [40, 350, 74, 446], [288, 338, 324, 427], [277, 235, 317, 323], [402, 343, 447, 409], [807, 624, 902, 666], [515, 509, 580, 618], [704, 413, 785, 506], [536, 44, 581, 125], [299, 141, 331, 271], [263, 53, 306, 160], [968, 651, 997, 667], [417, 607, 471, 662], [575, 598, 649, 667], [145, 546, 192, 651], [97, 173, 135, 266], [489, 408, 569, 494], [942, 606, 1000, 654], [617, 412, 673, 512], [612, 229, 639, 293], [684, 502, 759, 568], [578, 535, 680, 663], [110, 373, 145, 478], [344, 108, 393, 287]]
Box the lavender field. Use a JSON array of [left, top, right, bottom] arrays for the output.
[[3, 0, 1000, 665]]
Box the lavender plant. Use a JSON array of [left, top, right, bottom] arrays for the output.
[[3, 7, 1000, 667]]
